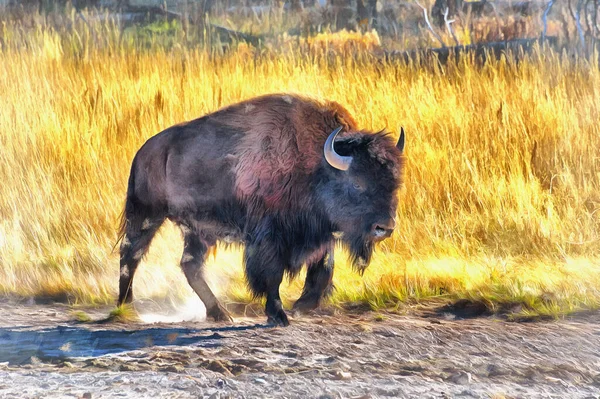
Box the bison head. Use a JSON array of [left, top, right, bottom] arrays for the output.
[[317, 126, 405, 271]]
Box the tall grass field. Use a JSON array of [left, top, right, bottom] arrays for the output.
[[1, 18, 599, 319]]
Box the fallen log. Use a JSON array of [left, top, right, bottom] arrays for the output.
[[209, 24, 262, 47], [384, 36, 560, 65], [116, 4, 183, 25]]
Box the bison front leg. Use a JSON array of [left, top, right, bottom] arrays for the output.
[[293, 245, 335, 313], [244, 240, 289, 327], [180, 231, 232, 322]]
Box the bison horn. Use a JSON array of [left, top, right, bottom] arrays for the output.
[[324, 126, 353, 171], [397, 127, 405, 153]]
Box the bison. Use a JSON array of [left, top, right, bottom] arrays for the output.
[[117, 93, 405, 326]]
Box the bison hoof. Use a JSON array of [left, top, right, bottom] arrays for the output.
[[266, 309, 290, 327], [292, 296, 320, 314], [207, 305, 233, 323]]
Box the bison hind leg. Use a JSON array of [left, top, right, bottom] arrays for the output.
[[180, 229, 232, 322], [118, 202, 165, 305]]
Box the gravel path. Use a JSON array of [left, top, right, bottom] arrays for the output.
[[0, 301, 599, 398]]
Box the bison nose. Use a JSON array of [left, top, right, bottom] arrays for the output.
[[371, 220, 396, 239]]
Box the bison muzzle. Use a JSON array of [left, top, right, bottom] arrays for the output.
[[117, 93, 405, 326]]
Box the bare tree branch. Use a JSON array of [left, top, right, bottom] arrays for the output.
[[585, 0, 594, 37], [465, 2, 474, 46], [487, 1, 503, 42], [586, 0, 599, 39], [594, 0, 599, 39], [575, 0, 586, 52], [568, 0, 577, 21], [542, 0, 554, 41], [415, 0, 446, 48], [444, 7, 459, 46]]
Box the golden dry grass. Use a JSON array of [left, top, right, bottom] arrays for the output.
[[1, 21, 599, 318]]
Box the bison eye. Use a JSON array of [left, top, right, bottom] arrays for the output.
[[352, 182, 363, 191]]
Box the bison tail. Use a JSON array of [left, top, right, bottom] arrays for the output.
[[111, 205, 128, 255], [111, 166, 137, 254]]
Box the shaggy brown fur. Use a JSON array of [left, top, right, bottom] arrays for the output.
[[211, 94, 359, 208]]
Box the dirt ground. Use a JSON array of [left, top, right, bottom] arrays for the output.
[[0, 300, 599, 399]]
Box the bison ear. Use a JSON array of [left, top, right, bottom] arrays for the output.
[[396, 127, 405, 153]]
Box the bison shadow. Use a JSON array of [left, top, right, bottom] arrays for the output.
[[0, 324, 265, 365]]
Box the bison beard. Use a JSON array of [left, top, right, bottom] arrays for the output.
[[116, 93, 404, 327], [344, 232, 375, 273]]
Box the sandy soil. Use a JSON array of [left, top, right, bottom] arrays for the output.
[[0, 300, 599, 399]]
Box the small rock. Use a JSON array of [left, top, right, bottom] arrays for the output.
[[82, 393, 92, 399], [119, 364, 141, 372], [487, 364, 508, 377], [253, 378, 268, 385], [359, 325, 373, 333], [163, 365, 184, 373], [205, 360, 232, 375], [447, 371, 472, 385], [333, 370, 352, 380], [172, 382, 192, 390], [442, 312, 456, 320], [216, 378, 226, 388]]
